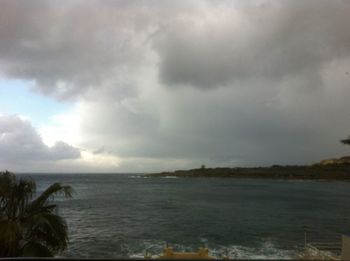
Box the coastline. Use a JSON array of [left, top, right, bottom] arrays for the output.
[[146, 164, 350, 180]]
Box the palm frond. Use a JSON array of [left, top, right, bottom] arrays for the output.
[[0, 220, 22, 257], [0, 172, 72, 257], [0, 171, 16, 213], [21, 241, 53, 257], [25, 211, 68, 247], [29, 183, 73, 210]]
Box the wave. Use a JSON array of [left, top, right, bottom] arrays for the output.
[[129, 175, 150, 179], [210, 241, 298, 259], [127, 239, 299, 259]]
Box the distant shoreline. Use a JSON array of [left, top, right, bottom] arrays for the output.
[[146, 164, 350, 180]]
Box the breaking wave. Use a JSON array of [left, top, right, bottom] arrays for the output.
[[127, 239, 299, 259]]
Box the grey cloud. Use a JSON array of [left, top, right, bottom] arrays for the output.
[[0, 0, 154, 99], [79, 77, 350, 169], [1, 0, 349, 95], [49, 141, 81, 160], [92, 146, 105, 155], [155, 0, 350, 89], [0, 115, 81, 166]]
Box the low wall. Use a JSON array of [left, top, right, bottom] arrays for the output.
[[342, 234, 350, 260]]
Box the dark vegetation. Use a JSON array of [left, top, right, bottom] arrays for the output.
[[0, 170, 73, 257]]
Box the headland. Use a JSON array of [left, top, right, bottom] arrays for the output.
[[147, 156, 350, 180]]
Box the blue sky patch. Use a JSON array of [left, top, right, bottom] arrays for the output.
[[0, 79, 71, 126]]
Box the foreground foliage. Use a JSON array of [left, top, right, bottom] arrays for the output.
[[0, 170, 73, 257]]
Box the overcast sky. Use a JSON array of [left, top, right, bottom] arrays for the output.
[[0, 0, 350, 173]]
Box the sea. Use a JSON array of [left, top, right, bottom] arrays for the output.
[[20, 174, 350, 259]]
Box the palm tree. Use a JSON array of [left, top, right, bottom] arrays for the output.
[[0, 170, 73, 257]]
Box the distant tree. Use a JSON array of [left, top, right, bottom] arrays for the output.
[[0, 170, 73, 257], [341, 136, 350, 145], [201, 165, 206, 169]]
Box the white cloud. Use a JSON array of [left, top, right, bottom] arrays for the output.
[[39, 108, 82, 147], [0, 114, 81, 169]]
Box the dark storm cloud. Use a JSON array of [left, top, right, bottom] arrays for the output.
[[156, 0, 350, 89], [0, 0, 207, 99], [0, 0, 350, 93], [80, 82, 350, 168], [1, 0, 349, 93], [0, 115, 81, 165], [0, 0, 154, 99]]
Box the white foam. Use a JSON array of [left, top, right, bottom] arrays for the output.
[[210, 241, 298, 259], [126, 239, 299, 259]]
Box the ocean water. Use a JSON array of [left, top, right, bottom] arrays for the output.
[[22, 174, 350, 259]]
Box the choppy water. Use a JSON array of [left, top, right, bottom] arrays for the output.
[[22, 174, 350, 259]]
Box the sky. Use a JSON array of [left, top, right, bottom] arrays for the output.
[[0, 0, 350, 173]]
